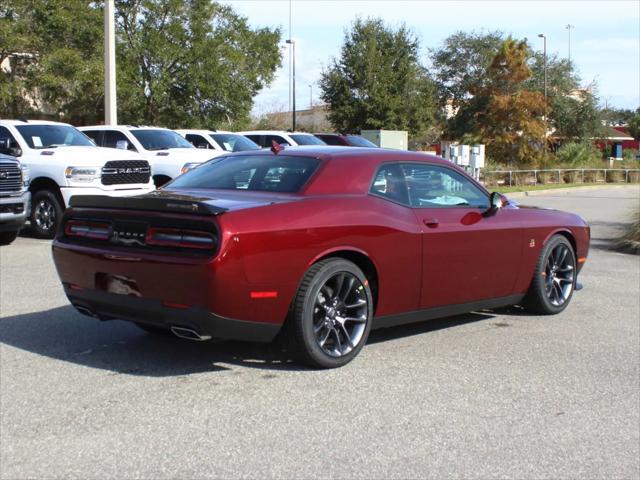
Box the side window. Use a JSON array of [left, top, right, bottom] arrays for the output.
[[185, 134, 211, 149], [265, 135, 290, 146], [400, 163, 489, 209], [0, 126, 19, 155], [245, 135, 263, 147], [82, 130, 102, 146], [369, 164, 410, 206], [103, 130, 136, 151]]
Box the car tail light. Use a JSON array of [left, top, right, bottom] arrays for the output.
[[64, 220, 111, 240], [146, 227, 216, 250]]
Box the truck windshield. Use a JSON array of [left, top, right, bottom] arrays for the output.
[[210, 133, 260, 152], [15, 124, 94, 149], [168, 155, 320, 193], [131, 129, 194, 151]]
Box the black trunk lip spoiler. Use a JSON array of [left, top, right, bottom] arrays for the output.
[[69, 195, 227, 216]]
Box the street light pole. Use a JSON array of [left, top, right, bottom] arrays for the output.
[[309, 84, 312, 109], [566, 24, 574, 64], [286, 39, 296, 131], [538, 33, 548, 159], [538, 33, 547, 105], [104, 0, 117, 125]]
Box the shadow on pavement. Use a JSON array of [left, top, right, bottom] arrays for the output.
[[0, 305, 501, 376]]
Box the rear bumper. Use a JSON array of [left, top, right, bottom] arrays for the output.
[[60, 185, 155, 208], [64, 284, 281, 343]]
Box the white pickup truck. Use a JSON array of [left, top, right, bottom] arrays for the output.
[[0, 119, 155, 238], [79, 125, 219, 186]]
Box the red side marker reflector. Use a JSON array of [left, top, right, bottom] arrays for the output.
[[250, 291, 278, 299], [69, 283, 84, 291], [163, 300, 190, 309]]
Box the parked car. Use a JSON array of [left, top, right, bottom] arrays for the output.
[[176, 129, 260, 152], [0, 154, 30, 245], [79, 125, 219, 187], [0, 119, 154, 238], [238, 130, 326, 148], [314, 133, 378, 148], [52, 147, 589, 368]]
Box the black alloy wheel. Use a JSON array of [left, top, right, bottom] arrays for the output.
[[524, 235, 577, 315], [285, 258, 373, 368]]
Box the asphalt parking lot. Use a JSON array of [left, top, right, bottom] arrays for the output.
[[1, 185, 639, 479]]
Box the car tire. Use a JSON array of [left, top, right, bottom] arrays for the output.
[[284, 258, 373, 369], [523, 235, 577, 315], [0, 231, 19, 246], [30, 190, 63, 239]]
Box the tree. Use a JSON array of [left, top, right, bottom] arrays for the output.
[[625, 111, 640, 141], [0, 0, 104, 122], [319, 18, 436, 136], [115, 0, 281, 129], [456, 38, 547, 165], [429, 30, 504, 109], [551, 87, 603, 140], [431, 31, 602, 143]]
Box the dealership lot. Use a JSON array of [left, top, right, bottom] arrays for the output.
[[1, 186, 638, 478]]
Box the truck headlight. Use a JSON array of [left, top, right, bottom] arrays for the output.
[[180, 162, 201, 175], [65, 166, 101, 183], [21, 165, 30, 187]]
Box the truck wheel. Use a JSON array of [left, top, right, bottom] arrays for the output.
[[0, 231, 18, 246], [283, 258, 373, 369], [30, 190, 63, 239]]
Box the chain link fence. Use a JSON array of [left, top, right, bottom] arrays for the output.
[[481, 168, 640, 187]]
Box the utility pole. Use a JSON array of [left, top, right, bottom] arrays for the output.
[[566, 24, 574, 64], [286, 39, 296, 131], [104, 0, 117, 125]]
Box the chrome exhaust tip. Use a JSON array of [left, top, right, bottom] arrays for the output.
[[170, 326, 212, 342]]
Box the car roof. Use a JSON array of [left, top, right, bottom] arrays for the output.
[[220, 145, 449, 165], [79, 125, 171, 131], [1, 119, 72, 126], [176, 129, 233, 135], [238, 130, 315, 136]]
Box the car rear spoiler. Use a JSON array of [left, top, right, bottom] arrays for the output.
[[69, 195, 227, 216]]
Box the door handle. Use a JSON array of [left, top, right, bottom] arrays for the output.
[[423, 218, 439, 228]]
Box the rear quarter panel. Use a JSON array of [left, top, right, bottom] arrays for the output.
[[220, 194, 423, 322]]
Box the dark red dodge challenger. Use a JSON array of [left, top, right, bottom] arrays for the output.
[[52, 147, 590, 368]]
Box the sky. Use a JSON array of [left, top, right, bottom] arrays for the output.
[[223, 0, 640, 115]]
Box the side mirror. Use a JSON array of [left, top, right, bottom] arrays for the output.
[[0, 139, 21, 157], [115, 140, 129, 150], [490, 191, 504, 210], [484, 192, 507, 216]]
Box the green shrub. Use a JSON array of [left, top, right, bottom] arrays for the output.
[[555, 142, 602, 167], [616, 208, 640, 254]]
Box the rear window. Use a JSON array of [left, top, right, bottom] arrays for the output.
[[289, 134, 326, 146], [168, 155, 320, 193]]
